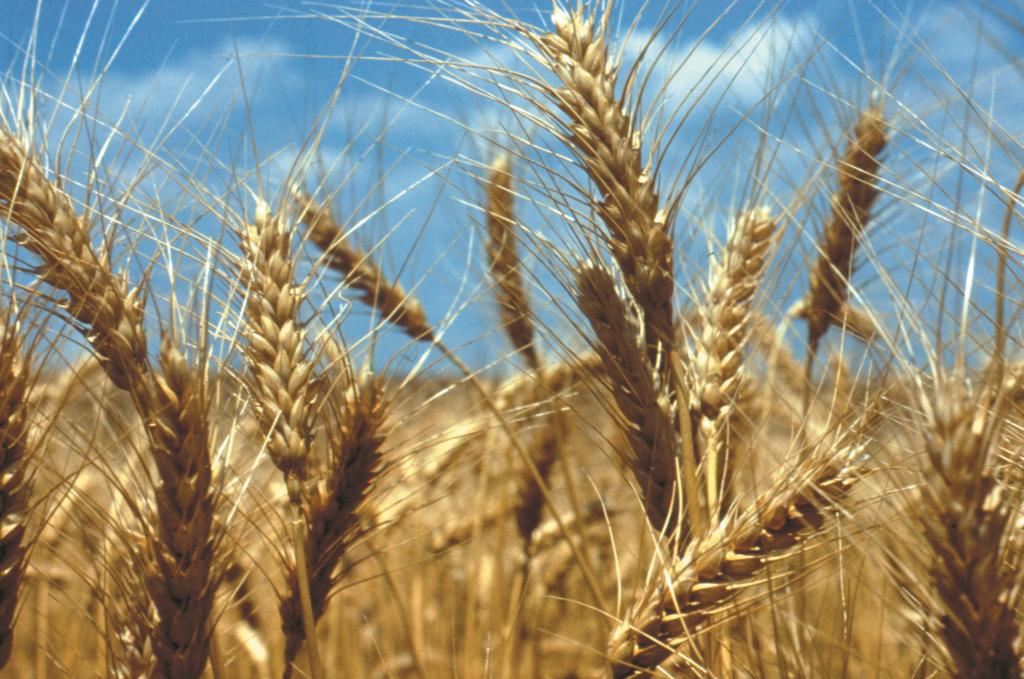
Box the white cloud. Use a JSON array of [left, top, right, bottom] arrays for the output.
[[94, 37, 295, 137], [620, 14, 819, 110]]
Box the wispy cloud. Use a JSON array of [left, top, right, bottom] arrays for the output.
[[94, 37, 295, 139], [621, 14, 819, 112]]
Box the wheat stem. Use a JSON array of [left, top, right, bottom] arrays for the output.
[[237, 200, 326, 678], [800, 106, 887, 363], [1, 128, 218, 679], [576, 264, 681, 537], [694, 209, 777, 517], [608, 437, 865, 676], [536, 5, 675, 365], [484, 153, 540, 370]]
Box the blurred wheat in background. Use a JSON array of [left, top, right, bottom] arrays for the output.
[[2, 0, 1024, 676]]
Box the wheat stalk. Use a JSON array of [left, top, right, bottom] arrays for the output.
[[576, 263, 679, 534], [239, 202, 320, 503], [800, 106, 887, 355], [237, 200, 325, 678], [482, 151, 568, 548], [0, 129, 219, 679], [292, 188, 433, 342], [694, 209, 777, 517], [484, 153, 539, 370], [280, 374, 386, 670], [536, 5, 675, 363], [916, 384, 1021, 678], [143, 336, 219, 679], [607, 437, 865, 677], [0, 130, 147, 392]]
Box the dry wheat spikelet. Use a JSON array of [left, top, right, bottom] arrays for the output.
[[0, 130, 147, 392], [280, 375, 386, 669], [916, 385, 1022, 678], [142, 336, 218, 679], [537, 5, 675, 364], [607, 436, 866, 677], [237, 200, 328, 677], [801, 105, 887, 352], [482, 152, 566, 548], [292, 187, 433, 342], [484, 153, 539, 370], [576, 263, 679, 535], [238, 201, 320, 502], [694, 208, 777, 517], [0, 129, 219, 679], [0, 320, 33, 669]]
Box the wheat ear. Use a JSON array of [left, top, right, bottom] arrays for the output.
[[482, 150, 572, 549], [0, 130, 147, 390], [292, 188, 433, 342], [917, 385, 1021, 678], [800, 106, 887, 355], [694, 209, 777, 517], [293, 182, 617, 608], [537, 5, 675, 362], [1, 129, 218, 679], [237, 201, 324, 678], [576, 264, 679, 534], [607, 437, 864, 677], [0, 318, 33, 669], [484, 153, 539, 370], [280, 375, 386, 670], [293, 175, 618, 613]]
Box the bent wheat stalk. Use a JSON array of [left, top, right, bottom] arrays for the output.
[[292, 188, 434, 342], [607, 437, 865, 677]]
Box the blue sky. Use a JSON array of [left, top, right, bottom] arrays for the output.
[[2, 1, 1023, 372]]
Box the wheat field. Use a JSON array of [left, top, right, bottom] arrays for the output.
[[1, 0, 1023, 677]]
